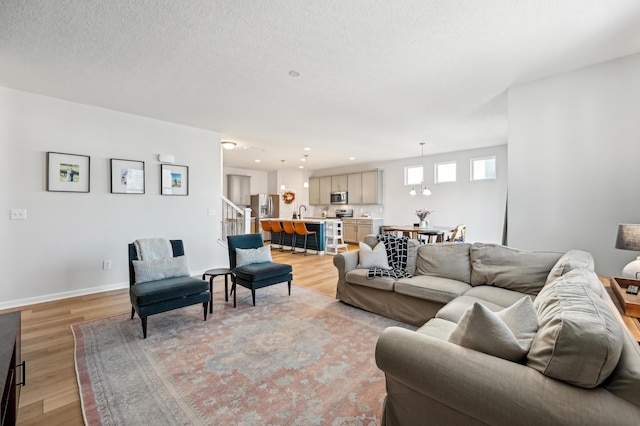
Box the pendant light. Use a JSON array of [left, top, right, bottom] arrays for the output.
[[279, 160, 286, 191], [409, 142, 432, 196], [302, 155, 309, 188]]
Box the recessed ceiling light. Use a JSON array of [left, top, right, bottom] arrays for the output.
[[300, 157, 306, 162], [299, 165, 304, 169], [349, 157, 355, 160], [254, 159, 261, 163], [303, 147, 311, 151], [288, 70, 301, 77]]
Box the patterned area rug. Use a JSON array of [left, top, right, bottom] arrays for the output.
[[72, 284, 411, 425]]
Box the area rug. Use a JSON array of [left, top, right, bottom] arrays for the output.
[[72, 284, 412, 425]]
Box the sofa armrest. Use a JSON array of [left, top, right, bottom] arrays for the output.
[[333, 251, 359, 300], [376, 327, 639, 425]]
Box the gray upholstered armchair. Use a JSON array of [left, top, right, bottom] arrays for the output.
[[227, 234, 293, 307], [128, 239, 210, 338]]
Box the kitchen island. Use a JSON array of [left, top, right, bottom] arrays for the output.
[[270, 218, 341, 254]]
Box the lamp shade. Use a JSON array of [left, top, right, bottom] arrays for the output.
[[615, 224, 640, 250]]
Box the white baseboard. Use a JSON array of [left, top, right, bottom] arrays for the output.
[[0, 281, 129, 311]]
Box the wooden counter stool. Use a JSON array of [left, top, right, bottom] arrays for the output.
[[282, 220, 297, 253], [202, 267, 234, 312], [294, 221, 318, 255], [270, 220, 284, 249]]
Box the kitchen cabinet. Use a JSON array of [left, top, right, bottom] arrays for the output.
[[347, 173, 362, 204], [361, 171, 383, 204], [342, 219, 357, 243], [309, 178, 320, 205], [342, 218, 384, 243], [331, 174, 348, 192], [227, 174, 251, 206], [319, 177, 332, 205]]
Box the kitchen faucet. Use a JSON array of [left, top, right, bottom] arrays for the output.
[[298, 205, 307, 218]]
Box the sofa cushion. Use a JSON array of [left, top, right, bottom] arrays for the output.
[[346, 269, 396, 291], [358, 241, 391, 269], [234, 262, 292, 282], [463, 286, 532, 308], [415, 243, 472, 283], [130, 276, 208, 306], [527, 275, 624, 388], [395, 275, 471, 304], [545, 250, 595, 284], [417, 318, 457, 341], [470, 243, 563, 295], [435, 295, 507, 323], [542, 268, 606, 299], [449, 297, 539, 362], [235, 245, 272, 267], [133, 256, 190, 284]]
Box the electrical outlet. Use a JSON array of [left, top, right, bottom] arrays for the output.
[[10, 209, 27, 220], [103, 260, 112, 270]]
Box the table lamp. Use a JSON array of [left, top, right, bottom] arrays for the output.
[[615, 224, 640, 278]]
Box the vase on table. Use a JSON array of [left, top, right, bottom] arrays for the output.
[[420, 220, 430, 228]]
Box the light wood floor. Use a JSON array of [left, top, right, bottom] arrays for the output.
[[1, 244, 357, 425]]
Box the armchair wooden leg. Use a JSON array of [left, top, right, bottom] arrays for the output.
[[203, 302, 208, 320], [131, 307, 135, 319], [251, 289, 256, 306], [141, 317, 148, 339], [288, 280, 291, 296]]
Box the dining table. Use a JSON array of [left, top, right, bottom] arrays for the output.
[[381, 225, 456, 242]]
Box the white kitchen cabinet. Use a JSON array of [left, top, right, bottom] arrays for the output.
[[361, 171, 382, 204], [342, 219, 357, 243], [347, 173, 362, 204], [319, 176, 332, 205], [343, 218, 384, 243], [331, 174, 348, 192], [309, 177, 320, 205]]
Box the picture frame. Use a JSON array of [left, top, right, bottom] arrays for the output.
[[47, 152, 90, 193], [110, 159, 145, 194], [161, 164, 189, 196]]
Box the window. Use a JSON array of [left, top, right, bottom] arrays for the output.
[[435, 161, 456, 183], [471, 156, 496, 181], [404, 165, 423, 186]]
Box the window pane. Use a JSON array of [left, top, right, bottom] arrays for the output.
[[435, 162, 456, 183], [405, 165, 423, 185], [471, 157, 496, 181]]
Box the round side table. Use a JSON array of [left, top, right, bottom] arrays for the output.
[[202, 268, 234, 312]]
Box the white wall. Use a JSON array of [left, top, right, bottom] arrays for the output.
[[0, 87, 228, 309], [508, 53, 640, 276], [311, 145, 508, 243]]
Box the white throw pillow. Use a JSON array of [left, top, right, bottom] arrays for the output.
[[236, 245, 272, 267], [449, 297, 539, 362], [358, 242, 391, 270], [133, 256, 190, 283]]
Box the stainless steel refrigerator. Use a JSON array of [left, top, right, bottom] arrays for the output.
[[250, 194, 279, 241]]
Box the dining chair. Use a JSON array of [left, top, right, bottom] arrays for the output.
[[293, 221, 318, 255], [447, 224, 467, 242]]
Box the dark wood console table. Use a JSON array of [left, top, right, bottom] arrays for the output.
[[1, 312, 24, 425]]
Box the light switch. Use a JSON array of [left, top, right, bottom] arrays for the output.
[[207, 208, 215, 216], [10, 209, 27, 220]]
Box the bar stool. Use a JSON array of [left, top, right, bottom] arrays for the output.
[[293, 222, 318, 255], [270, 220, 284, 249], [260, 220, 274, 248], [282, 220, 297, 253]]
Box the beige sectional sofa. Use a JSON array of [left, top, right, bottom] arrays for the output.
[[333, 236, 640, 425]]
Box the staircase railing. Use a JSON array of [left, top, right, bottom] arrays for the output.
[[220, 196, 252, 244]]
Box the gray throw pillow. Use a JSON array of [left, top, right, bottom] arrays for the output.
[[449, 297, 539, 362], [358, 242, 391, 269], [133, 256, 190, 283], [236, 245, 272, 267]]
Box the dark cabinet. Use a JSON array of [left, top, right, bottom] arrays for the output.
[[1, 312, 24, 426]]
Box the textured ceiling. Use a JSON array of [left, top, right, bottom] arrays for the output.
[[2, 0, 640, 171]]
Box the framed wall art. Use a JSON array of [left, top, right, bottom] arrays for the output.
[[110, 159, 145, 194], [161, 164, 189, 196], [47, 152, 90, 193]]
